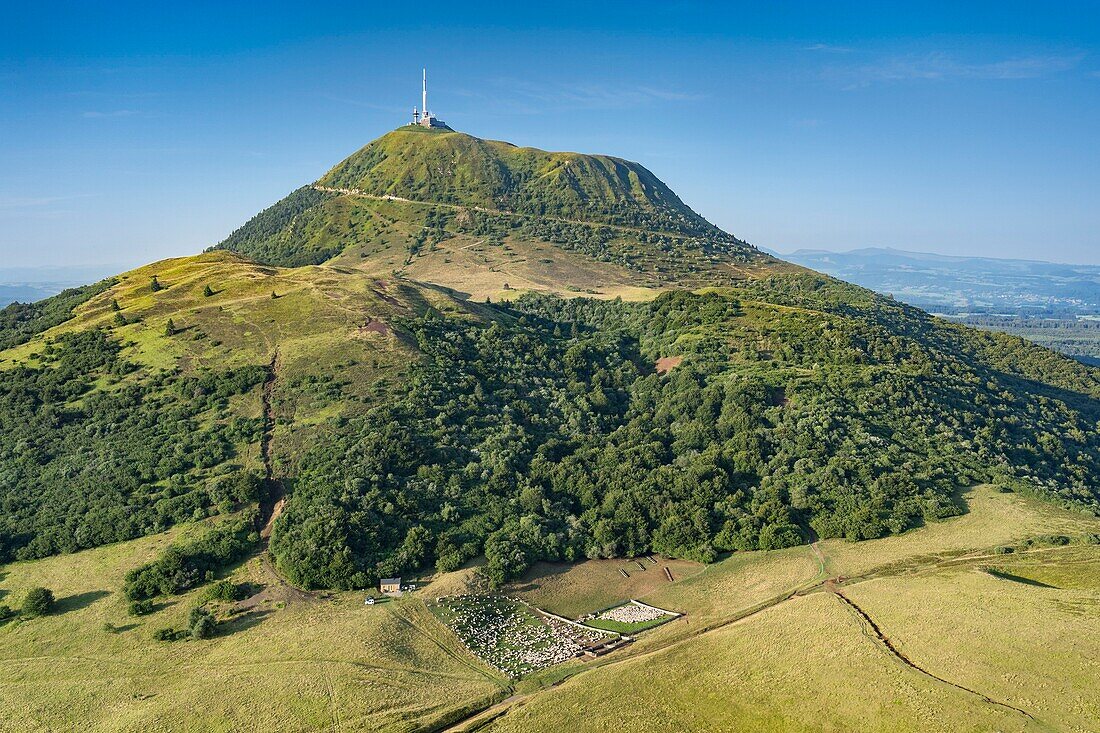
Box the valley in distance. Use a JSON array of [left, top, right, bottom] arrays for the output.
[[1, 122, 1098, 732]]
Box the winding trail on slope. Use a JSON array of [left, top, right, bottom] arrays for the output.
[[828, 584, 1044, 726], [236, 347, 318, 608]]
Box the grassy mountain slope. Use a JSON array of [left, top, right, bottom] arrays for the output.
[[213, 128, 778, 287], [0, 251, 438, 561], [316, 127, 720, 235]]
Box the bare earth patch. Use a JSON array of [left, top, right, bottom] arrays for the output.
[[655, 355, 683, 374]]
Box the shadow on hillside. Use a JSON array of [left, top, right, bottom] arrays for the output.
[[985, 568, 1059, 589], [55, 589, 111, 614], [219, 608, 273, 636]]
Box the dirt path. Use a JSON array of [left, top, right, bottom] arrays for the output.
[[237, 347, 319, 609], [257, 348, 283, 534], [311, 186, 719, 242], [828, 584, 1045, 727]]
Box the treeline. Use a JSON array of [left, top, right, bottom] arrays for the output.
[[211, 185, 339, 266], [270, 281, 1100, 589], [124, 514, 258, 600], [0, 329, 267, 562], [0, 277, 116, 350]]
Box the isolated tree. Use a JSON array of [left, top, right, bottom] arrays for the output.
[[110, 298, 121, 311], [271, 291, 278, 299], [113, 313, 127, 327], [189, 606, 216, 639], [164, 319, 176, 336], [203, 284, 215, 297], [22, 586, 54, 618], [151, 276, 163, 292]]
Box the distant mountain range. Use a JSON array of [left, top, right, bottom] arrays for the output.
[[776, 247, 1100, 316]]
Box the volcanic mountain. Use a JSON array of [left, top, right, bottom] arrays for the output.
[[213, 126, 788, 295], [0, 126, 1097, 593]]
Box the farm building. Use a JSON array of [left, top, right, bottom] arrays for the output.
[[380, 578, 402, 595]]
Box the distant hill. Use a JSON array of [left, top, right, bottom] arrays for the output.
[[0, 284, 62, 308], [781, 246, 1100, 316], [1, 126, 1097, 596], [780, 247, 1100, 364], [0, 265, 124, 307]]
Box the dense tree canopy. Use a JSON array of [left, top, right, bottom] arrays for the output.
[[270, 280, 1100, 589], [0, 330, 266, 562]]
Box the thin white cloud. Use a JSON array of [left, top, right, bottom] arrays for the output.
[[0, 195, 95, 221], [822, 51, 1085, 89], [804, 43, 854, 54], [0, 195, 90, 209], [81, 109, 140, 119]]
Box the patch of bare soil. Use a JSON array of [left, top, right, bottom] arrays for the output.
[[655, 355, 683, 375], [260, 497, 286, 540], [356, 319, 391, 336], [237, 553, 319, 611]]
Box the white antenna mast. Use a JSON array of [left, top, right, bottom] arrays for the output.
[[422, 68, 428, 118]]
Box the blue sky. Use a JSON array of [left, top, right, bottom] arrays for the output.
[[1, 1, 1098, 270]]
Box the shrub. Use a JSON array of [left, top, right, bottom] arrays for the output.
[[128, 599, 154, 616], [189, 606, 216, 639], [993, 546, 1015, 555], [21, 587, 54, 617], [124, 516, 257, 601], [201, 579, 241, 603], [192, 615, 216, 639], [152, 627, 178, 642], [0, 604, 13, 621]]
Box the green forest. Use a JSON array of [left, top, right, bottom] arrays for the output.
[[0, 329, 266, 562], [270, 276, 1100, 589]]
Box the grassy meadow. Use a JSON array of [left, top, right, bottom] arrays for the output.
[[0, 521, 507, 733], [2, 480, 1097, 732], [472, 486, 1100, 733]]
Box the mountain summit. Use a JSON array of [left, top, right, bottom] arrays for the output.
[[214, 128, 773, 289]]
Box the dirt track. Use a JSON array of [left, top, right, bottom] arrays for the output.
[[437, 543, 1058, 733], [828, 584, 1039, 723]]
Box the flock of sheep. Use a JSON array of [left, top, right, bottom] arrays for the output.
[[432, 595, 613, 678]]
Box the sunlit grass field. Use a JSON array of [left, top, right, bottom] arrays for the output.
[[476, 487, 1100, 733], [0, 522, 506, 733], [2, 486, 1097, 732]]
